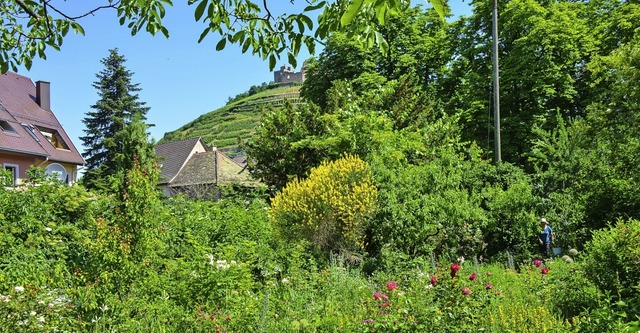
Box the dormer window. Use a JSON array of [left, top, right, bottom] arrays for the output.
[[21, 124, 40, 142], [0, 120, 16, 133], [35, 126, 70, 150]]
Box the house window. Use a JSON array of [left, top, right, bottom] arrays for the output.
[[0, 120, 16, 133], [21, 124, 40, 142], [35, 126, 70, 150], [3, 163, 18, 186]]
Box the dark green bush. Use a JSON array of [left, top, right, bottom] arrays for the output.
[[546, 261, 604, 319], [583, 218, 640, 302], [372, 153, 487, 260]]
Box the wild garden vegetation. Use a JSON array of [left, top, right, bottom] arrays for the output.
[[2, 0, 640, 331]]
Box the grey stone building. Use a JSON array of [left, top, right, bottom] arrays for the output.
[[273, 64, 305, 84]]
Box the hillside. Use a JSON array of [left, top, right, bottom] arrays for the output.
[[159, 83, 303, 156]]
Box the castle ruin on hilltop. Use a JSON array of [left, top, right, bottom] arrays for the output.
[[274, 64, 305, 84]]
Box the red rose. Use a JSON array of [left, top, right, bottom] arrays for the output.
[[430, 276, 437, 286], [386, 281, 398, 292], [469, 272, 477, 281]]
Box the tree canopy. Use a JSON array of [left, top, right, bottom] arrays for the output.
[[0, 0, 446, 73]]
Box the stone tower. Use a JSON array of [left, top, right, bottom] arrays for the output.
[[273, 64, 305, 84]]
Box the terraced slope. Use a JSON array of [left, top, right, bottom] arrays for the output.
[[159, 84, 302, 156]]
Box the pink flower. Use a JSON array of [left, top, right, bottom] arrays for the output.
[[386, 281, 398, 292], [450, 263, 461, 278], [485, 283, 493, 290], [462, 287, 473, 296], [469, 272, 477, 281], [533, 259, 542, 267], [430, 276, 437, 286], [373, 292, 388, 301], [541, 267, 549, 275]]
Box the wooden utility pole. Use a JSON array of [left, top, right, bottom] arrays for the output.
[[492, 0, 501, 162]]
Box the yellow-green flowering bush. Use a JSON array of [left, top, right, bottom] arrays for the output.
[[270, 155, 377, 254]]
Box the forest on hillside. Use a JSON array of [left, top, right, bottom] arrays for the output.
[[1, 0, 640, 331]]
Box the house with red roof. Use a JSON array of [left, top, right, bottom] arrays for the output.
[[0, 71, 84, 185]]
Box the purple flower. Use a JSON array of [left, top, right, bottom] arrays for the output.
[[386, 281, 398, 292], [533, 259, 542, 267], [469, 272, 477, 281], [430, 276, 437, 286]]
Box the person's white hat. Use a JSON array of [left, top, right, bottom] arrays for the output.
[[540, 217, 548, 224]]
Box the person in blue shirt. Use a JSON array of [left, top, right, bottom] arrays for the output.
[[537, 218, 555, 257]]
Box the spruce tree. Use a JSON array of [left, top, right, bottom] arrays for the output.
[[81, 48, 150, 190]]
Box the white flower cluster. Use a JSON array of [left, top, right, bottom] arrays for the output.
[[5, 286, 72, 331], [215, 260, 237, 270], [205, 254, 237, 270]]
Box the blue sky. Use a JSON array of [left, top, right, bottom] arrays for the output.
[[17, 1, 471, 153]]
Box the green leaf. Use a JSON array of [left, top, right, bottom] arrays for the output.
[[288, 53, 297, 68], [304, 1, 326, 12], [160, 26, 169, 38], [215, 37, 226, 51], [194, 0, 208, 21], [242, 38, 251, 53], [197, 28, 210, 43], [299, 15, 313, 30], [71, 22, 85, 35], [269, 54, 276, 71], [60, 21, 70, 37], [306, 37, 316, 54], [429, 0, 447, 20], [374, 0, 387, 24], [341, 0, 365, 27], [293, 34, 302, 55]]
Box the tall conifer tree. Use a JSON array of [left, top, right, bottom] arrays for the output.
[[81, 48, 150, 190]]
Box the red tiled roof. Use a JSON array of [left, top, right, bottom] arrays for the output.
[[0, 72, 84, 165]]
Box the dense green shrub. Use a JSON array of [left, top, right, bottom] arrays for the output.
[[481, 175, 540, 259], [373, 159, 487, 260], [582, 218, 640, 302], [546, 260, 604, 319]]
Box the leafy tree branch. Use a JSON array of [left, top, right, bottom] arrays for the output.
[[0, 0, 446, 73]]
